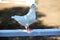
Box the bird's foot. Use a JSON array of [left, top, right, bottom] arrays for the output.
[[25, 28, 31, 33]]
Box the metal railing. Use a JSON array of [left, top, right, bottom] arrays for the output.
[[0, 28, 60, 37]]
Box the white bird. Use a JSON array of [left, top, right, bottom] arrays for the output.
[[11, 4, 36, 32]]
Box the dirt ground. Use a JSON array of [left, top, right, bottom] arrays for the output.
[[37, 0, 60, 27]]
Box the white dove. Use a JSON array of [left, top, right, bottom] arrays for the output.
[[11, 4, 36, 32]]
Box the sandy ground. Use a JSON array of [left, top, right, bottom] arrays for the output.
[[0, 3, 29, 10], [37, 0, 60, 27]]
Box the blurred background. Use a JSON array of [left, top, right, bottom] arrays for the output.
[[0, 0, 60, 40]]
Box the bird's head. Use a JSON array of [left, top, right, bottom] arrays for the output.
[[31, 4, 36, 8]]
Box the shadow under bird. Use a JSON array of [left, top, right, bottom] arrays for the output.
[[11, 4, 36, 32]]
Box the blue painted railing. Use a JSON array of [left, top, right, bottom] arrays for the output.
[[0, 28, 60, 37]]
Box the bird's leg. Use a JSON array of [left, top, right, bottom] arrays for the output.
[[25, 26, 31, 32]]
